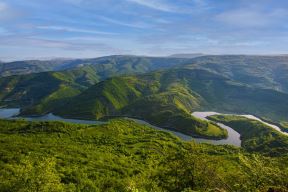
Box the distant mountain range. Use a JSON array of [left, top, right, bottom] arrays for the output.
[[0, 55, 192, 77], [168, 53, 205, 58]]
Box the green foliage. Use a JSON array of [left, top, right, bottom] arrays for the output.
[[280, 122, 288, 133], [52, 67, 288, 138], [0, 56, 189, 112], [208, 115, 288, 156], [2, 55, 288, 139], [186, 55, 288, 93], [1, 157, 65, 192], [0, 60, 65, 77], [0, 119, 287, 191], [0, 71, 88, 114], [53, 71, 227, 139]]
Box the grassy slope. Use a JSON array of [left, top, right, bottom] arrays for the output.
[[280, 122, 288, 133], [54, 71, 227, 139], [208, 115, 288, 156], [183, 69, 288, 121], [0, 70, 98, 114], [52, 67, 288, 138], [0, 119, 287, 191], [0, 56, 190, 112], [2, 55, 288, 121]]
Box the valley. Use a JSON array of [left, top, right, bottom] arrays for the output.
[[1, 55, 288, 140], [0, 55, 288, 191], [2, 0, 288, 191], [1, 107, 287, 149]]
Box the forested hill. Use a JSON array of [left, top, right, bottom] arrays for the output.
[[184, 55, 288, 93], [3, 55, 288, 94], [1, 55, 288, 139], [0, 56, 190, 111], [0, 55, 191, 77], [33, 67, 287, 140]]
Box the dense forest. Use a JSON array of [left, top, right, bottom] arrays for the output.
[[0, 118, 287, 191]]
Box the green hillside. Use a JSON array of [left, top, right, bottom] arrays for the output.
[[50, 68, 288, 137], [0, 56, 191, 113], [0, 118, 287, 191], [0, 60, 66, 77], [208, 115, 288, 156], [54, 71, 227, 139], [2, 55, 288, 139], [186, 55, 288, 93], [0, 70, 99, 114]]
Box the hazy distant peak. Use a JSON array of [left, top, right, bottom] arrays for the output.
[[168, 53, 205, 58]]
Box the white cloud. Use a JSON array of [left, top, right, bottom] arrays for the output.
[[99, 16, 153, 29], [126, 0, 176, 12], [126, 0, 210, 14], [216, 8, 288, 28], [233, 41, 267, 47], [37, 25, 117, 35]]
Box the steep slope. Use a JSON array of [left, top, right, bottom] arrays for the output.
[[0, 56, 191, 112], [52, 68, 288, 134], [0, 69, 99, 114], [187, 55, 288, 93], [2, 55, 288, 138], [54, 71, 226, 139]]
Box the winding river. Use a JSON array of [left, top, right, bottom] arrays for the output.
[[0, 108, 241, 146], [191, 112, 288, 136], [191, 112, 242, 146], [0, 108, 286, 147]]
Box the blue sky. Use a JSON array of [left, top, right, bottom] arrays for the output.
[[0, 0, 288, 60]]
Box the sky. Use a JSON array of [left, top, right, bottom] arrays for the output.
[[0, 0, 288, 61]]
